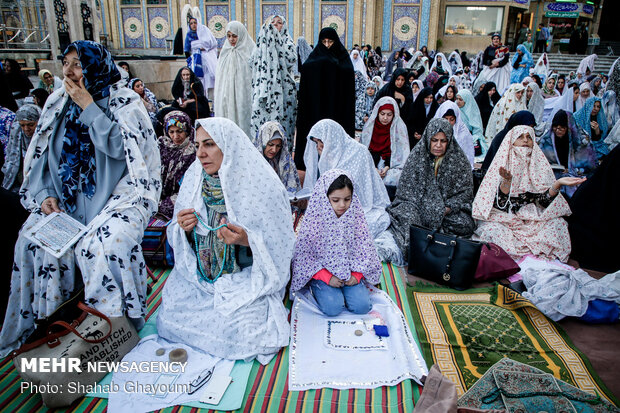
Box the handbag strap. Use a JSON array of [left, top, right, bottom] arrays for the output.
[[45, 302, 113, 344]]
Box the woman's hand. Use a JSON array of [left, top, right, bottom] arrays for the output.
[[217, 217, 250, 247], [414, 132, 422, 140], [64, 77, 94, 110], [329, 276, 344, 288], [549, 177, 587, 196], [394, 91, 405, 103], [378, 166, 389, 178], [590, 120, 600, 133], [177, 208, 198, 233], [444, 206, 452, 216], [41, 197, 61, 215], [345, 276, 359, 286], [499, 166, 512, 181]]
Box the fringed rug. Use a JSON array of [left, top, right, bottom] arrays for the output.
[[408, 283, 619, 406], [0, 264, 423, 412]]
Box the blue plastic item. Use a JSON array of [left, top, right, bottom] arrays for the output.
[[373, 324, 389, 337]]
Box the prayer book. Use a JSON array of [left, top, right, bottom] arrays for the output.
[[26, 212, 88, 258], [289, 188, 312, 202]]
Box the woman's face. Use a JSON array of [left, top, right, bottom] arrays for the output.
[[430, 131, 448, 157], [412, 83, 420, 93], [449, 78, 456, 87], [489, 87, 496, 97], [189, 19, 197, 31], [513, 132, 533, 148], [167, 124, 188, 145], [443, 115, 456, 126], [424, 95, 433, 105], [264, 138, 283, 159], [394, 75, 405, 89], [492, 36, 500, 47], [19, 120, 37, 138], [515, 90, 524, 101], [271, 17, 284, 32], [195, 127, 224, 175], [526, 87, 534, 100], [557, 78, 565, 90], [456, 95, 465, 108], [518, 49, 524, 56], [378, 109, 394, 125], [580, 88, 591, 99], [437, 56, 442, 63], [546, 78, 555, 89], [181, 68, 191, 82], [592, 101, 601, 117], [321, 38, 334, 49], [227, 31, 238, 47], [573, 87, 580, 101], [553, 124, 568, 138], [446, 88, 454, 100], [62, 49, 83, 83], [311, 138, 324, 155], [43, 72, 53, 86], [132, 80, 144, 95], [328, 187, 352, 218], [366, 86, 375, 96]]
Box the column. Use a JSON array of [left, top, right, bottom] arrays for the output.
[[65, 0, 84, 41], [43, 0, 62, 58], [88, 0, 102, 42]]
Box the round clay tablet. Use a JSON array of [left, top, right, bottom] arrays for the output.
[[169, 348, 188, 363], [155, 348, 165, 356], [355, 329, 363, 336]]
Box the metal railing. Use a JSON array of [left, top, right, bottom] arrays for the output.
[[0, 24, 51, 51]]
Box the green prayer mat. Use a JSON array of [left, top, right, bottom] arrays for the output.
[[408, 283, 619, 406]]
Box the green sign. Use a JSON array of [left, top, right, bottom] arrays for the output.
[[545, 11, 579, 17]]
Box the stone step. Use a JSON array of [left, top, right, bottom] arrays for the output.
[[530, 53, 617, 76]]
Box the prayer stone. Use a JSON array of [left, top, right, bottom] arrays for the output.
[[169, 348, 188, 363], [155, 348, 165, 356], [355, 329, 363, 336]]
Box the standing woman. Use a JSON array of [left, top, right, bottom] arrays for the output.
[[184, 17, 218, 99], [214, 21, 255, 138], [383, 50, 403, 82], [474, 33, 511, 96], [295, 27, 355, 170], [350, 49, 369, 80], [0, 41, 161, 356], [367, 48, 383, 79], [251, 15, 297, 145], [525, 82, 546, 135], [296, 37, 313, 74]]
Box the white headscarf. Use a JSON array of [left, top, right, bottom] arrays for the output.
[[526, 82, 546, 133], [448, 51, 463, 73], [411, 79, 424, 101], [485, 83, 527, 142], [533, 53, 550, 82], [434, 100, 475, 166], [214, 21, 256, 138], [430, 53, 452, 76], [158, 117, 294, 363], [406, 51, 423, 69], [303, 119, 391, 238], [575, 82, 593, 111], [577, 54, 597, 75], [350, 49, 369, 80], [361, 97, 411, 186]]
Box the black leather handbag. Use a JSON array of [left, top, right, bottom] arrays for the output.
[[408, 224, 482, 290]]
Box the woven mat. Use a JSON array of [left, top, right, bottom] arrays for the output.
[[407, 283, 619, 406], [0, 264, 423, 412]]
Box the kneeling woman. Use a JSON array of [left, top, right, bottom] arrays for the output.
[[472, 125, 584, 262], [387, 118, 475, 262], [361, 97, 410, 193], [157, 117, 295, 364], [291, 170, 381, 316], [0, 41, 161, 356]]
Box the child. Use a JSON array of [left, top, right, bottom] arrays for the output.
[[363, 83, 377, 123], [291, 169, 382, 316]]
